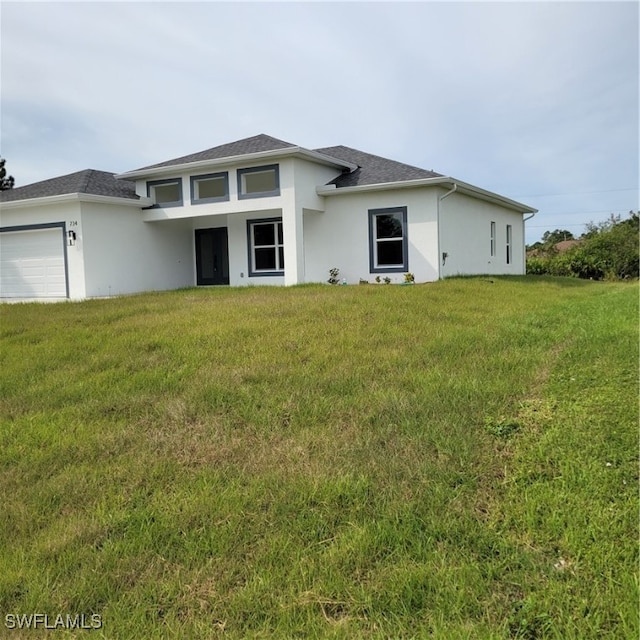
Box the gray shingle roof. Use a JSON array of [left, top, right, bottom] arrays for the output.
[[133, 134, 298, 171], [1, 138, 447, 205], [314, 146, 443, 188], [0, 169, 138, 203]]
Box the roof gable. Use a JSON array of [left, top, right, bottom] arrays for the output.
[[314, 145, 443, 188], [133, 134, 298, 172], [0, 169, 138, 203]]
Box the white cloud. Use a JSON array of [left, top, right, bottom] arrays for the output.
[[1, 1, 637, 242]]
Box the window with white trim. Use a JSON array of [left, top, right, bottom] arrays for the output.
[[506, 224, 512, 264], [490, 221, 496, 256], [238, 164, 280, 199], [247, 218, 284, 276], [368, 207, 408, 273], [191, 172, 229, 204], [147, 178, 182, 207]]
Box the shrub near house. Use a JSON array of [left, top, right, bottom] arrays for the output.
[[527, 212, 639, 280]]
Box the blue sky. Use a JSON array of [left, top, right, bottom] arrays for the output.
[[1, 1, 638, 243]]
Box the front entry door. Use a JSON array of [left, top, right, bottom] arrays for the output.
[[195, 228, 230, 285]]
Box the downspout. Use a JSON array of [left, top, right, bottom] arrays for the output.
[[522, 211, 536, 275], [437, 182, 457, 279]]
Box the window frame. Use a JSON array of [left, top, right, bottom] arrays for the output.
[[246, 217, 285, 277], [146, 178, 183, 208], [368, 206, 408, 273], [490, 221, 496, 257], [237, 164, 280, 200], [190, 172, 229, 204], [506, 224, 512, 264]]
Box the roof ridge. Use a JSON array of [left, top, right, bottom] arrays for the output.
[[130, 133, 299, 172], [78, 168, 94, 193]]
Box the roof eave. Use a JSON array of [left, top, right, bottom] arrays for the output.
[[117, 147, 357, 181], [316, 176, 451, 196], [295, 148, 358, 172], [449, 179, 538, 213], [0, 193, 147, 210], [316, 177, 537, 214]]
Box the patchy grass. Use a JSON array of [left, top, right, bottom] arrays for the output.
[[0, 277, 637, 638]]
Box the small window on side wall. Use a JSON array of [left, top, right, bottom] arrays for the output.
[[506, 224, 512, 264], [247, 218, 284, 277], [490, 221, 496, 256], [369, 207, 408, 273], [147, 179, 183, 208], [238, 165, 280, 199], [191, 172, 229, 204]]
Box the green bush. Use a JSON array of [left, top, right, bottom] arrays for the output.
[[527, 212, 639, 280], [525, 256, 548, 275]]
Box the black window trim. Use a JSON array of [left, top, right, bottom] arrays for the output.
[[146, 178, 183, 208], [246, 217, 285, 277], [190, 171, 230, 204], [368, 206, 408, 273], [237, 164, 280, 200]]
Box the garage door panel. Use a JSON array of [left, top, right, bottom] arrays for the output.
[[0, 227, 68, 298]]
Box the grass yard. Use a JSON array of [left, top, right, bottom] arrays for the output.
[[0, 276, 637, 639]]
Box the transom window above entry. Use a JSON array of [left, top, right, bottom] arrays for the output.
[[369, 206, 408, 273], [238, 164, 280, 199], [190, 172, 229, 204], [147, 178, 183, 208]]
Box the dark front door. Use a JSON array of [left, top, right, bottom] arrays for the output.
[[195, 228, 229, 285]]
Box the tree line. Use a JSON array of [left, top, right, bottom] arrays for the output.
[[0, 158, 14, 190], [527, 211, 639, 280]]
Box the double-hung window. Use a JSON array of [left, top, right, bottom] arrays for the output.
[[147, 178, 183, 208], [190, 172, 229, 204], [247, 218, 284, 276], [506, 224, 512, 264], [238, 164, 280, 199], [369, 207, 408, 273]]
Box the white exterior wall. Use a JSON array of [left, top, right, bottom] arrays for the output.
[[139, 160, 290, 223], [438, 191, 525, 277], [139, 157, 341, 287], [81, 203, 193, 297], [304, 188, 440, 284], [0, 200, 87, 299], [282, 159, 340, 285], [1, 175, 530, 301]]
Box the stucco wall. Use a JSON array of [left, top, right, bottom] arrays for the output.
[[139, 158, 293, 223], [0, 200, 87, 299], [304, 188, 440, 284], [189, 211, 283, 286], [81, 203, 193, 297], [141, 157, 341, 287], [438, 191, 525, 277]]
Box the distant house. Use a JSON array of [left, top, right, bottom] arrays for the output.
[[554, 239, 582, 253], [527, 238, 582, 259], [0, 134, 537, 300]]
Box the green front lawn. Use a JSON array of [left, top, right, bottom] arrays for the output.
[[1, 277, 637, 638]]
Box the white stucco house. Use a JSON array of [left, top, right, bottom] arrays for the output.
[[0, 134, 536, 300]]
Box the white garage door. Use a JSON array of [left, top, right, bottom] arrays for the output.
[[0, 226, 68, 298]]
